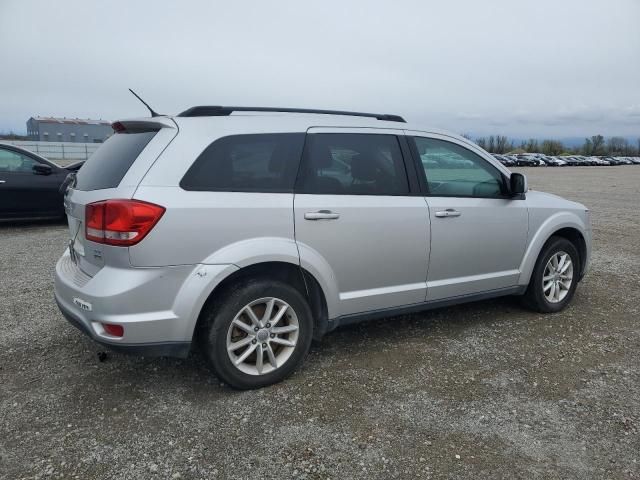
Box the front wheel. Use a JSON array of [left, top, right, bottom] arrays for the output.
[[523, 236, 580, 313], [199, 279, 313, 389]]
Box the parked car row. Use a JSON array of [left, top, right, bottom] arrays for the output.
[[492, 153, 640, 167]]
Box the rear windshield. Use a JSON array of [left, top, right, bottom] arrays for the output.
[[74, 131, 157, 191]]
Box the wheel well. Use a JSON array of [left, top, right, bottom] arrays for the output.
[[549, 227, 587, 277], [194, 262, 328, 341]]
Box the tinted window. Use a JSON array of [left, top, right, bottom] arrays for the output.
[[181, 133, 305, 192], [75, 131, 157, 191], [297, 134, 409, 195], [413, 137, 505, 197], [0, 148, 37, 173]]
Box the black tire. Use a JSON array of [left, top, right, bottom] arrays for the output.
[[522, 236, 580, 313], [199, 279, 313, 390]]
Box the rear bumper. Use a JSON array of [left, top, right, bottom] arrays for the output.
[[54, 250, 203, 358], [54, 249, 237, 357], [56, 295, 191, 357]]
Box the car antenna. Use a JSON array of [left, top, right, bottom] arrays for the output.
[[128, 88, 162, 117]]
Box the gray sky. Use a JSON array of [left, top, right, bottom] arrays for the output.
[[1, 0, 639, 139]]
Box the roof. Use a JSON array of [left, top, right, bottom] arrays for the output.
[[117, 112, 462, 139], [30, 116, 110, 126]]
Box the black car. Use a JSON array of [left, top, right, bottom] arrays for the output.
[[0, 143, 83, 220], [491, 154, 513, 166], [515, 155, 539, 167]]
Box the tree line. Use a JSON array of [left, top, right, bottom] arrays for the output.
[[464, 134, 640, 156]]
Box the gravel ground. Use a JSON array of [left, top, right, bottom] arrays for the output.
[[1, 166, 639, 479]]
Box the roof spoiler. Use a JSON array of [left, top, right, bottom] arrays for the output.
[[111, 118, 176, 133]]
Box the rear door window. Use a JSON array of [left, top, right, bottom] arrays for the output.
[[180, 133, 305, 192], [296, 133, 409, 195], [74, 131, 157, 191]]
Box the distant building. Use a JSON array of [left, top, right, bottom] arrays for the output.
[[26, 116, 112, 143]]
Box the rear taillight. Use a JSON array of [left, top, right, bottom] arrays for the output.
[[85, 199, 165, 246]]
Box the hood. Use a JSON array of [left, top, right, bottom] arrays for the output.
[[526, 189, 587, 211]]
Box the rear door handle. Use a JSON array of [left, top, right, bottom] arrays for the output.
[[304, 210, 340, 220], [435, 209, 461, 218]]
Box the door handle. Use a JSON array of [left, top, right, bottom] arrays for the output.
[[304, 210, 340, 220], [435, 209, 461, 218], [0, 180, 5, 184]]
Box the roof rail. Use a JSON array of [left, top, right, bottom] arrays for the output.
[[177, 106, 406, 123]]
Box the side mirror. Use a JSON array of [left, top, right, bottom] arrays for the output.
[[510, 173, 527, 195], [33, 164, 52, 175]]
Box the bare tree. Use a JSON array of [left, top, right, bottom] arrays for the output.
[[591, 135, 605, 155], [541, 140, 563, 156], [496, 136, 508, 154], [607, 137, 627, 156], [624, 140, 635, 156], [476, 137, 488, 150], [488, 136, 496, 152], [525, 138, 539, 152]]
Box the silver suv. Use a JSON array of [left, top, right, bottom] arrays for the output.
[[54, 106, 592, 389]]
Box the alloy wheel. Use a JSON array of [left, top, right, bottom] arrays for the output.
[[226, 297, 299, 375], [542, 251, 574, 303]]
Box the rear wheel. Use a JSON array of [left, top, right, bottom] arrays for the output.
[[523, 236, 580, 313], [199, 279, 313, 389]]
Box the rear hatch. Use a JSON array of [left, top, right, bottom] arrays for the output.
[[64, 119, 177, 276]]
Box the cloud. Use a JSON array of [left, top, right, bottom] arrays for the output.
[[446, 104, 640, 137], [0, 0, 639, 138]]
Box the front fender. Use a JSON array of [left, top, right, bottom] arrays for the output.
[[518, 211, 589, 286]]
